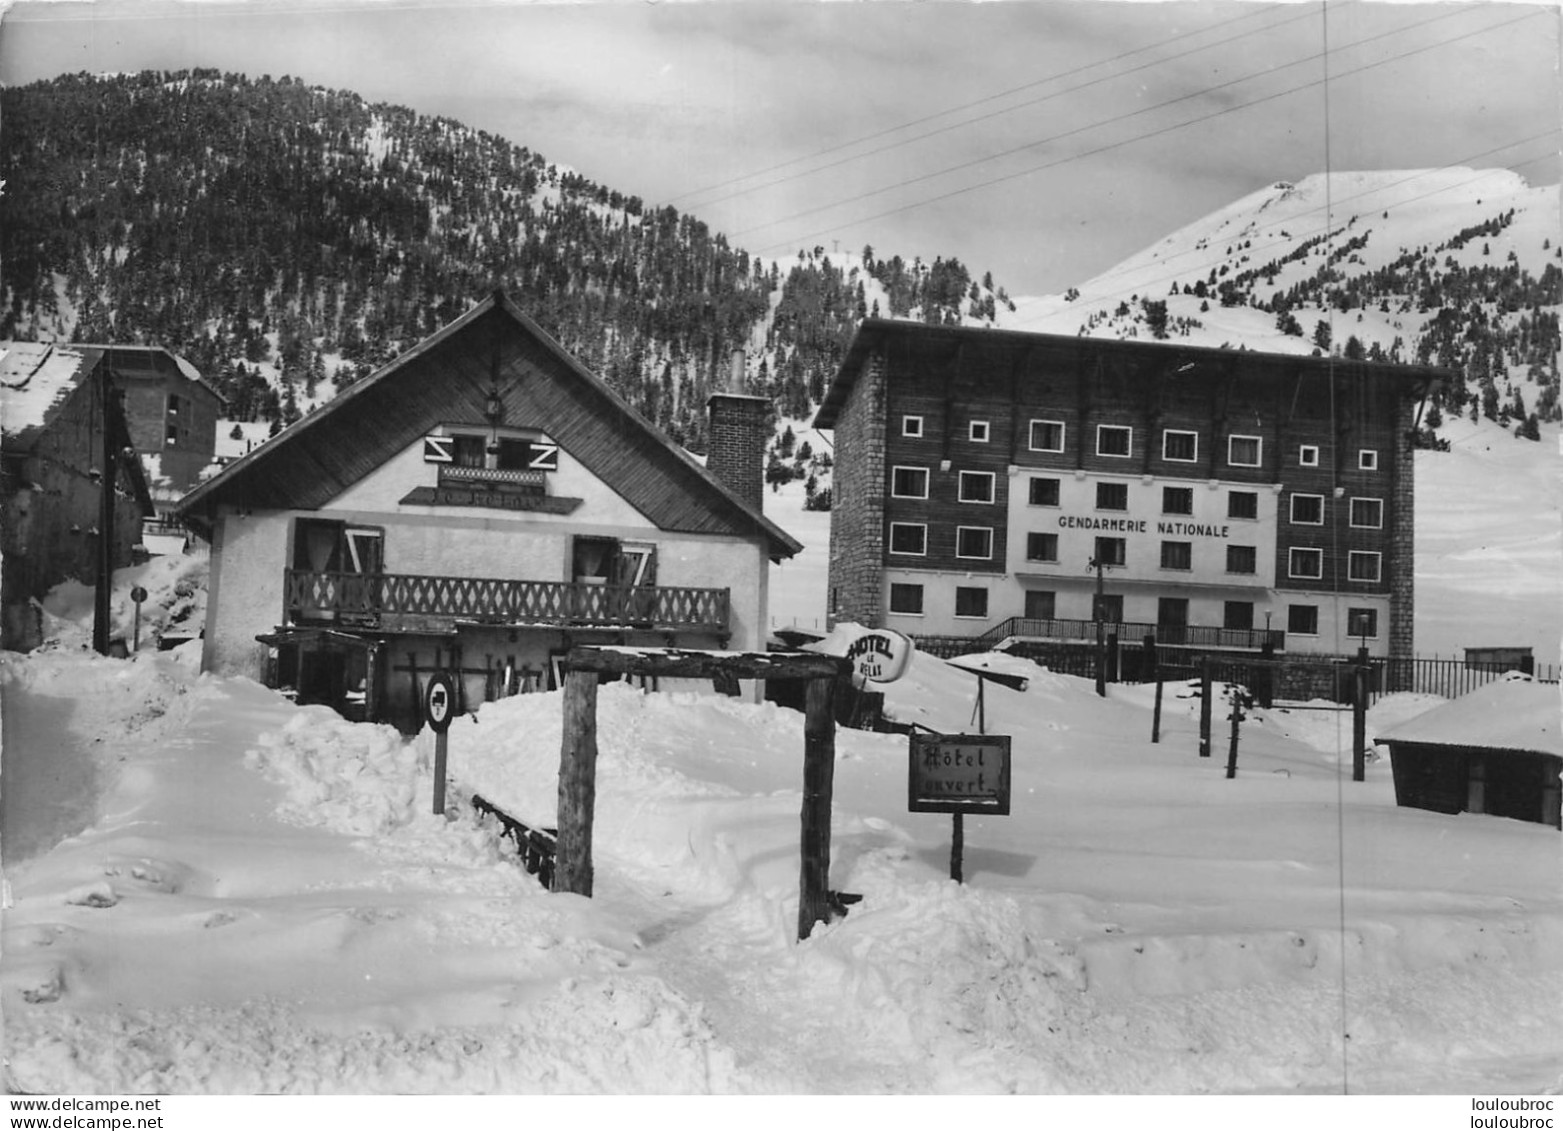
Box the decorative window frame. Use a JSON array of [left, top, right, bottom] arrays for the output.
[[901, 415, 925, 438], [1029, 419, 1066, 453], [955, 525, 995, 561], [888, 522, 928, 557], [1358, 449, 1379, 471], [1228, 434, 1263, 468], [1162, 429, 1199, 463], [1299, 444, 1321, 467], [1290, 493, 1325, 525], [958, 470, 997, 504], [1288, 547, 1324, 580], [890, 465, 930, 500], [1349, 497, 1384, 529], [1096, 424, 1133, 458], [1348, 550, 1382, 583], [968, 420, 991, 443]]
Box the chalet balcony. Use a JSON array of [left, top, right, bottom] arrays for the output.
[[283, 569, 730, 636], [977, 615, 1285, 653]]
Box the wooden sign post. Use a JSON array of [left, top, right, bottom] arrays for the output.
[[908, 733, 1011, 883], [130, 585, 148, 653], [424, 672, 457, 815]]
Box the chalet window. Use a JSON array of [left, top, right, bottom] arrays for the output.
[[1224, 601, 1254, 631], [968, 420, 991, 443], [1349, 498, 1383, 529], [1228, 491, 1259, 520], [1094, 536, 1126, 567], [1029, 420, 1065, 453], [1348, 551, 1382, 583], [1162, 429, 1198, 462], [1348, 607, 1378, 638], [451, 433, 487, 468], [1096, 481, 1129, 511], [889, 583, 925, 615], [888, 523, 927, 556], [1026, 532, 1059, 562], [1289, 547, 1324, 580], [1290, 494, 1325, 525], [1228, 435, 1262, 468], [1226, 545, 1257, 575], [1028, 477, 1061, 506], [1096, 424, 1132, 458], [1359, 449, 1379, 471], [1288, 604, 1319, 635], [902, 416, 924, 438], [293, 519, 383, 576], [1299, 444, 1320, 467], [954, 587, 989, 619], [958, 471, 996, 504], [891, 466, 930, 499], [956, 526, 994, 560], [1024, 590, 1056, 619], [1160, 541, 1192, 570], [1162, 486, 1193, 515]]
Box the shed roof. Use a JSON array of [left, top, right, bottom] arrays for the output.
[[175, 292, 801, 561], [1, 341, 105, 447], [1375, 677, 1563, 757]]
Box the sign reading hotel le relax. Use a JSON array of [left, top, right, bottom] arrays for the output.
[[844, 629, 915, 684], [1057, 514, 1233, 539], [908, 734, 1012, 816]]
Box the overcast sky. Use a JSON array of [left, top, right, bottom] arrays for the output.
[[1, 0, 1557, 297]]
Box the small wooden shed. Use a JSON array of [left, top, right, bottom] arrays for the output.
[[1375, 678, 1562, 830]]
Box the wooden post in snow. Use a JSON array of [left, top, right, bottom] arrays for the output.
[[1352, 647, 1369, 783], [797, 674, 837, 941], [1152, 670, 1165, 744], [553, 669, 600, 897], [1198, 656, 1213, 758]]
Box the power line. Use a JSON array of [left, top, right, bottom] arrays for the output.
[[672, 2, 1315, 210], [743, 6, 1545, 256]]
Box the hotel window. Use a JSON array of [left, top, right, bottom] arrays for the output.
[[888, 523, 927, 556], [1228, 435, 1262, 468], [1223, 601, 1255, 631], [1026, 532, 1059, 562], [1349, 498, 1383, 529], [1097, 424, 1132, 457], [968, 420, 991, 443], [954, 586, 989, 619], [1029, 419, 1065, 453], [1160, 541, 1192, 570], [1228, 491, 1258, 520], [1162, 486, 1194, 515], [889, 584, 925, 615], [1226, 545, 1257, 575], [1288, 604, 1319, 636], [1024, 590, 1056, 619], [1093, 536, 1126, 567], [1289, 547, 1324, 580], [1029, 476, 1061, 506], [1359, 449, 1379, 471], [1347, 607, 1378, 638], [902, 415, 924, 438], [959, 470, 996, 504], [1348, 551, 1382, 583], [1096, 481, 1129, 511], [1290, 493, 1324, 525], [891, 466, 929, 499], [1299, 444, 1320, 467], [1157, 597, 1189, 628], [1093, 593, 1124, 623], [1162, 429, 1198, 463], [956, 526, 994, 560]]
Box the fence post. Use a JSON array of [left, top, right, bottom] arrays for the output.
[[798, 675, 838, 941], [554, 669, 599, 897], [1152, 668, 1164, 744], [1353, 647, 1369, 783], [1199, 656, 1213, 758], [1225, 686, 1242, 779], [1258, 640, 1275, 708]]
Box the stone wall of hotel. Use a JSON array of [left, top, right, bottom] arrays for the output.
[[826, 351, 887, 629], [1387, 399, 1416, 686]]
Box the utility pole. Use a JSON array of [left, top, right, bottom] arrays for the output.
[[92, 365, 120, 656], [1089, 553, 1108, 697]]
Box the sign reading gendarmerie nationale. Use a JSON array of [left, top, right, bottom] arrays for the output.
[[908, 733, 1011, 815]]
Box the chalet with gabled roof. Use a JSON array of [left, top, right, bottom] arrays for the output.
[[175, 291, 798, 730]]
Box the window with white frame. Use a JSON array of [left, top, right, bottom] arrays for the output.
[[958, 470, 996, 504], [1358, 449, 1379, 471], [1028, 476, 1061, 506], [1349, 497, 1383, 529], [888, 583, 924, 615], [1162, 429, 1198, 463], [1029, 419, 1065, 453], [1290, 493, 1325, 525], [1096, 424, 1132, 457], [1299, 444, 1320, 467], [968, 420, 991, 443], [956, 526, 994, 560], [890, 466, 929, 499], [888, 523, 927, 556], [1289, 547, 1324, 579], [1228, 434, 1262, 467], [1348, 551, 1382, 583], [901, 415, 924, 438]]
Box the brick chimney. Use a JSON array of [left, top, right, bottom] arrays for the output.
[[706, 349, 770, 511]]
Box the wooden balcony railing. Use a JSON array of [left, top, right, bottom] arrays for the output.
[[284, 569, 730, 634], [976, 615, 1285, 652]]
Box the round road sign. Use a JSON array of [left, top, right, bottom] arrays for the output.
[[424, 672, 458, 734], [130, 585, 148, 604]]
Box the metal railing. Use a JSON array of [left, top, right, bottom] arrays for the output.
[[975, 615, 1285, 652], [284, 569, 730, 633]]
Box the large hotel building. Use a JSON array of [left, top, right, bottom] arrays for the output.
[[813, 320, 1447, 665]]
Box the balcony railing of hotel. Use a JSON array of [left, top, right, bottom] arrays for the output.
[[976, 616, 1285, 652], [283, 569, 730, 634]]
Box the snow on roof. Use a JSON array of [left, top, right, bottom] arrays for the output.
[[1374, 676, 1563, 757], [0, 341, 101, 445]]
